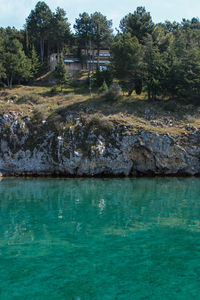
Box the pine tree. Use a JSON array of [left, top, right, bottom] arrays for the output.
[[30, 46, 41, 78], [98, 80, 108, 93], [111, 33, 143, 96], [54, 54, 70, 90], [26, 1, 52, 62], [0, 37, 5, 81], [119, 7, 154, 43], [2, 35, 31, 88]]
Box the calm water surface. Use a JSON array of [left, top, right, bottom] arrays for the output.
[[0, 178, 200, 299]]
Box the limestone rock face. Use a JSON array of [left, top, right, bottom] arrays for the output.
[[0, 112, 200, 176]]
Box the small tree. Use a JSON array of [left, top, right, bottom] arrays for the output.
[[54, 54, 70, 90], [104, 82, 122, 101], [98, 80, 108, 94], [30, 46, 41, 78], [93, 66, 113, 88], [2, 37, 31, 88]]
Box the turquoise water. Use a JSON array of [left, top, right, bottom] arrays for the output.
[[0, 178, 200, 299]]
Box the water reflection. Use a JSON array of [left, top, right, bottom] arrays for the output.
[[0, 178, 200, 243], [1, 178, 200, 299]]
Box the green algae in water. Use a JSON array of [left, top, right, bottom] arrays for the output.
[[0, 178, 200, 299]]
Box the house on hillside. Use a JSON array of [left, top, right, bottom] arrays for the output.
[[64, 57, 82, 72], [50, 49, 111, 74], [80, 49, 111, 71]]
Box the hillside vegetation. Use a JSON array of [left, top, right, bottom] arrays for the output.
[[1, 83, 200, 138], [1, 2, 200, 102]]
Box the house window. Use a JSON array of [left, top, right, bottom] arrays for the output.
[[100, 66, 107, 71], [99, 53, 110, 57]]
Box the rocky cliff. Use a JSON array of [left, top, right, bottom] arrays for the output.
[[0, 110, 200, 176]]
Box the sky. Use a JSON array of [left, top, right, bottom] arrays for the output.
[[1, 0, 200, 31]]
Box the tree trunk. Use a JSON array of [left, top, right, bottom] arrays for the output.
[[7, 76, 13, 89], [152, 91, 156, 101], [85, 41, 89, 70], [128, 88, 134, 96], [92, 49, 95, 72], [40, 37, 44, 62], [148, 88, 151, 101], [47, 41, 50, 63], [10, 76, 13, 89]]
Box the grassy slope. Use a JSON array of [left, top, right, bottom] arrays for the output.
[[0, 84, 200, 138]]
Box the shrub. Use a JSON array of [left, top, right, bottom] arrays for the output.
[[98, 80, 108, 94], [163, 101, 177, 112], [92, 67, 113, 88], [104, 82, 122, 101], [50, 86, 57, 95], [16, 94, 41, 104], [32, 108, 45, 122]]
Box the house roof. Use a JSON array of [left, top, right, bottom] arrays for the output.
[[64, 59, 80, 63]]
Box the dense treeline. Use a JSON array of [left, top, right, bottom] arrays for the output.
[[0, 1, 71, 88], [0, 1, 200, 100], [112, 7, 200, 100]]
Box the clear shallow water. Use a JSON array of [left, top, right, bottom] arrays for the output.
[[0, 178, 200, 299]]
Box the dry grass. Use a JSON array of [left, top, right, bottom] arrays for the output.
[[0, 84, 200, 137]]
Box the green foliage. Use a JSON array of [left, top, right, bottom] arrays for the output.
[[143, 34, 168, 100], [49, 7, 71, 54], [113, 11, 200, 100], [74, 12, 92, 50], [1, 2, 200, 102], [98, 80, 108, 94], [0, 37, 5, 81], [1, 31, 31, 88], [74, 12, 113, 55], [93, 67, 113, 88], [104, 82, 122, 101], [25, 1, 72, 74], [16, 94, 41, 104], [90, 12, 113, 50], [50, 86, 57, 95], [111, 33, 143, 95], [119, 7, 154, 43], [30, 47, 41, 78], [54, 54, 70, 90], [32, 108, 45, 123], [26, 1, 52, 62]]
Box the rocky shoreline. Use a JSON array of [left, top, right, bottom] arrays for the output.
[[0, 111, 200, 177]]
